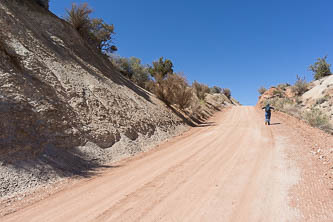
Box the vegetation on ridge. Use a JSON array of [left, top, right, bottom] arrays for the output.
[[65, 3, 117, 54], [309, 56, 332, 80], [259, 57, 332, 133]]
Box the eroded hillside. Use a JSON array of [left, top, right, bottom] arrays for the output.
[[0, 0, 237, 199], [257, 75, 333, 132]]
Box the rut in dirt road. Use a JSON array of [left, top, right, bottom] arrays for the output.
[[2, 106, 300, 222]]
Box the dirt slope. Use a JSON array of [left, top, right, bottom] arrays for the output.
[[0, 0, 238, 201], [2, 106, 332, 221], [257, 76, 333, 127]]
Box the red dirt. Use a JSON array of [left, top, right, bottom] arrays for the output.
[[1, 106, 332, 222]]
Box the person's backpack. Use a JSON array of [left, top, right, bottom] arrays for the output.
[[265, 106, 271, 112]]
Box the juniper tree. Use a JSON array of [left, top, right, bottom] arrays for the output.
[[309, 56, 332, 80]]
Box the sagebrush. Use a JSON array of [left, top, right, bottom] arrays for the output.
[[303, 108, 331, 131]]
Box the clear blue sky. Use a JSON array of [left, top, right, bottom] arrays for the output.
[[50, 0, 333, 105]]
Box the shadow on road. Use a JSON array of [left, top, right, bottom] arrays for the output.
[[196, 122, 217, 127]]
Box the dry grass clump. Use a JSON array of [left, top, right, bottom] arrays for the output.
[[303, 108, 332, 131], [66, 3, 117, 53], [210, 86, 222, 94], [315, 95, 330, 105], [192, 81, 210, 100], [277, 83, 290, 90], [273, 89, 284, 97], [222, 88, 231, 99], [264, 96, 332, 132], [66, 3, 92, 36], [151, 73, 193, 110], [165, 74, 193, 110], [291, 75, 309, 96], [267, 97, 292, 111], [258, 86, 267, 95]]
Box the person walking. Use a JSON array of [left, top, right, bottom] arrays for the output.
[[262, 103, 274, 125]]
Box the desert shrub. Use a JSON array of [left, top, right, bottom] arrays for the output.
[[315, 95, 330, 105], [291, 75, 309, 96], [192, 81, 210, 100], [210, 86, 222, 94], [66, 3, 117, 54], [35, 0, 49, 9], [268, 98, 292, 111], [272, 88, 284, 97], [266, 97, 301, 117], [89, 19, 117, 53], [148, 57, 173, 80], [150, 73, 193, 109], [295, 96, 303, 105], [303, 108, 331, 130], [283, 103, 302, 118], [277, 83, 290, 90], [144, 80, 155, 92], [189, 99, 203, 119], [166, 74, 193, 109], [222, 88, 231, 99], [110, 56, 131, 76], [258, 86, 267, 95], [66, 3, 92, 36], [309, 56, 332, 80], [111, 56, 150, 88], [128, 58, 150, 88]]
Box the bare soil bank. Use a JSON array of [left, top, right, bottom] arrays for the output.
[[0, 0, 236, 201]]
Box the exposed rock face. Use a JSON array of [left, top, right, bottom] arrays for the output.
[[302, 75, 333, 102]]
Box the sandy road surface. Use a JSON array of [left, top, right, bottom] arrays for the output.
[[2, 106, 301, 221]]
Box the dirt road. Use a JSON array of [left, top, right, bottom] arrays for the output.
[[2, 106, 328, 221]]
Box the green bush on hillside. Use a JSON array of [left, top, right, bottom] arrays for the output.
[[148, 57, 174, 80], [309, 56, 332, 80], [111, 56, 150, 88]]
